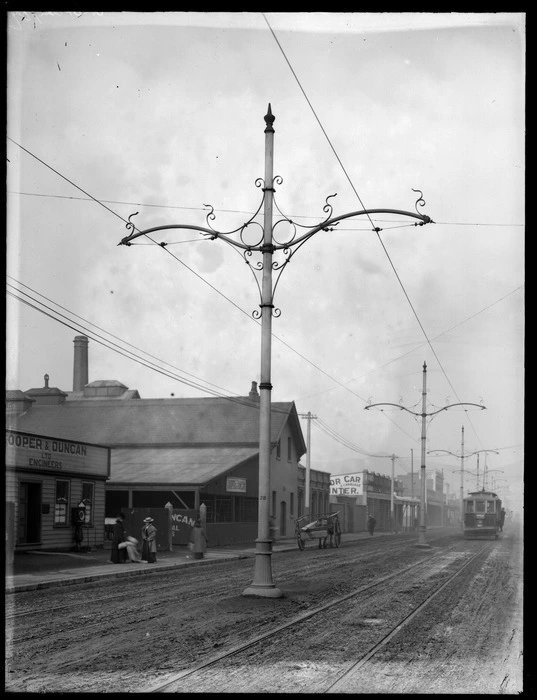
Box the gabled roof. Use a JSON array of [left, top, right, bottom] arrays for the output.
[[110, 446, 259, 485], [7, 395, 307, 457]]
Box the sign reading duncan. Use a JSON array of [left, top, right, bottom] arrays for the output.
[[5, 430, 109, 476], [330, 472, 364, 496]]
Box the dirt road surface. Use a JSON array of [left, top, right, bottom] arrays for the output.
[[5, 527, 523, 694]]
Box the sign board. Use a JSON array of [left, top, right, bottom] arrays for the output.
[[5, 430, 109, 477], [226, 477, 246, 493], [330, 472, 364, 496], [171, 509, 198, 545]]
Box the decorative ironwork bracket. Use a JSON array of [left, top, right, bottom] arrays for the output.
[[119, 181, 434, 317]]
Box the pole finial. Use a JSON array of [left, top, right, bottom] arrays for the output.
[[264, 104, 275, 133]]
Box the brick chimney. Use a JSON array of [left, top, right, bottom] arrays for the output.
[[73, 335, 89, 392], [248, 380, 260, 402]]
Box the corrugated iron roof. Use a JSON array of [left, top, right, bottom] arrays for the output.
[[6, 396, 306, 456], [110, 446, 259, 485]]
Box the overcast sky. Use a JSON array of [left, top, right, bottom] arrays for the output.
[[6, 12, 525, 509]]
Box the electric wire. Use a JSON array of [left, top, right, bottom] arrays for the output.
[[6, 141, 373, 406], [261, 13, 494, 448]]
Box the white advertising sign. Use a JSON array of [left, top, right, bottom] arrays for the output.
[[330, 472, 364, 496]]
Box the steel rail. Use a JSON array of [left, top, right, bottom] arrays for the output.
[[147, 543, 474, 693], [324, 542, 494, 693]]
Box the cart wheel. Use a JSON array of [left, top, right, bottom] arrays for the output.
[[297, 535, 305, 551]]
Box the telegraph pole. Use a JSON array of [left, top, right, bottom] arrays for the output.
[[366, 362, 486, 547], [390, 453, 396, 532], [119, 106, 434, 597], [429, 433, 498, 531], [299, 412, 317, 518]]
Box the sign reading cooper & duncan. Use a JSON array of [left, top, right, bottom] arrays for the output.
[[226, 477, 247, 493], [5, 430, 109, 476]]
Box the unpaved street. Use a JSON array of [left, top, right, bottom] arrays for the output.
[[5, 527, 523, 694]]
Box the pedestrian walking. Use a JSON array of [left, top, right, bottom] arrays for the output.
[[189, 519, 208, 560], [367, 515, 377, 536], [141, 517, 158, 563], [499, 508, 506, 532], [110, 513, 128, 563]]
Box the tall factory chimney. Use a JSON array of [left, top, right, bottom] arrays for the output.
[[73, 335, 89, 392]]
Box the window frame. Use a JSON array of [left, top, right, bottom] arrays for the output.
[[54, 479, 70, 526], [81, 481, 95, 525]]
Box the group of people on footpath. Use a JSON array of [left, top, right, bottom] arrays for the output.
[[110, 513, 208, 563], [110, 514, 159, 564]]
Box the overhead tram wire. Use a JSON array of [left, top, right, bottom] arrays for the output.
[[6, 278, 237, 400], [6, 280, 353, 419], [6, 288, 250, 405], [7, 191, 523, 230], [9, 277, 422, 454], [262, 13, 488, 445], [6, 140, 374, 406], [296, 285, 523, 404], [313, 417, 392, 457]]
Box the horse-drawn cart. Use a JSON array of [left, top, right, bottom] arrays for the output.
[[295, 511, 342, 550]]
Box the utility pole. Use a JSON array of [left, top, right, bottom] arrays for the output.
[[119, 106, 434, 598], [390, 453, 397, 532], [429, 430, 498, 531], [366, 362, 485, 547], [299, 412, 317, 518]]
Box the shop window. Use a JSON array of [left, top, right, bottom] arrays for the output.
[[298, 488, 304, 517], [234, 496, 258, 522], [54, 479, 70, 525], [82, 482, 94, 525]]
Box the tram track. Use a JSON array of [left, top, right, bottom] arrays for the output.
[[146, 542, 493, 693], [6, 532, 430, 620], [7, 539, 459, 672]]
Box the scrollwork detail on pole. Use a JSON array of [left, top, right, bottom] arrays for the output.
[[412, 188, 426, 215], [123, 212, 139, 245]]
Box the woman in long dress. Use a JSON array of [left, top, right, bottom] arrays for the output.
[[141, 517, 157, 563], [110, 513, 127, 563], [189, 519, 208, 560]]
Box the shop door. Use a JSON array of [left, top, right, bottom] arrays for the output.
[[18, 482, 42, 545], [279, 500, 287, 536]]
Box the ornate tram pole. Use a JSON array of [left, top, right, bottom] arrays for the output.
[[366, 362, 486, 547], [119, 105, 434, 597], [428, 430, 498, 531]]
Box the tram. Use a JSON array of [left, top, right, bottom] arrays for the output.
[[463, 489, 503, 539]]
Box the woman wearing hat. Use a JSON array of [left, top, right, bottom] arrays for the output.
[[141, 517, 158, 563]]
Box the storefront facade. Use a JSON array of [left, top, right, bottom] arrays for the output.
[[5, 429, 110, 553]]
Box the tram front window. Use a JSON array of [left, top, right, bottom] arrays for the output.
[[466, 501, 475, 513], [486, 501, 496, 514], [476, 501, 486, 513]]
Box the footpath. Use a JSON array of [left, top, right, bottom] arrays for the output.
[[5, 531, 387, 594]]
